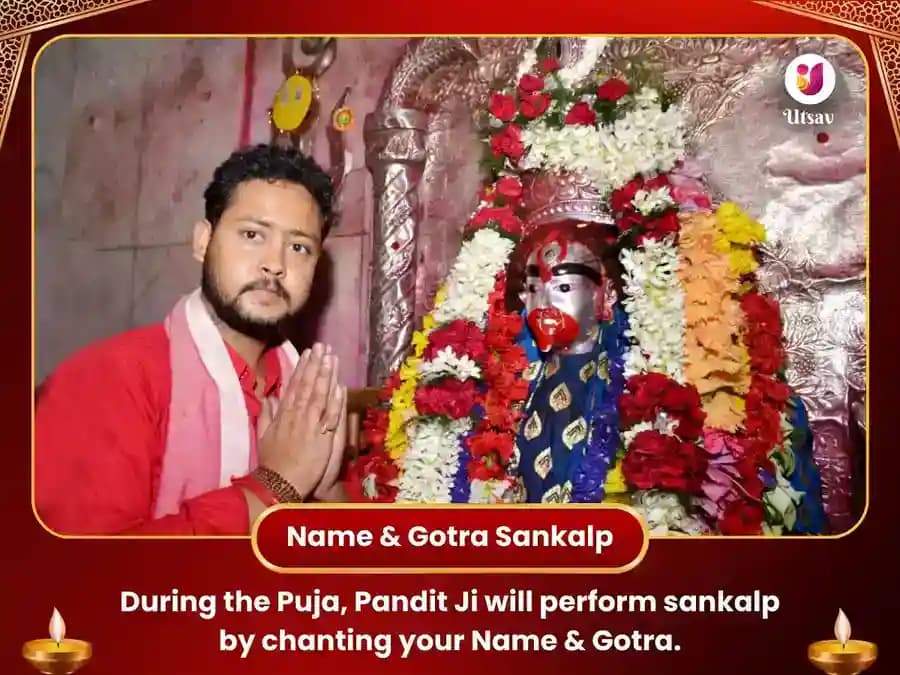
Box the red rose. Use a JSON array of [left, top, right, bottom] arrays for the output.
[[414, 379, 478, 419], [519, 92, 551, 119], [564, 101, 597, 126], [490, 124, 524, 160], [596, 78, 631, 102], [469, 204, 522, 236], [488, 93, 517, 122], [344, 450, 399, 502], [517, 73, 545, 94], [495, 176, 524, 201], [478, 185, 496, 204], [424, 319, 488, 362], [540, 57, 560, 73], [719, 498, 763, 535]]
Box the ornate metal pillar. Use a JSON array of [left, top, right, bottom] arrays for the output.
[[363, 108, 428, 385]]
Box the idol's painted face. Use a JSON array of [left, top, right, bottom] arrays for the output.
[[522, 237, 605, 354], [193, 179, 323, 342]]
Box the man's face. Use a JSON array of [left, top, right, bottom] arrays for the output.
[[522, 236, 604, 354], [194, 178, 323, 343]]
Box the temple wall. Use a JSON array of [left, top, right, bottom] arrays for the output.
[[34, 37, 408, 386]]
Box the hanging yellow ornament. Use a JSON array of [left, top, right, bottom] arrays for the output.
[[271, 73, 314, 133]]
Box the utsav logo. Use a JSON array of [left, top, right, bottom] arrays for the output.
[[783, 53, 837, 125]]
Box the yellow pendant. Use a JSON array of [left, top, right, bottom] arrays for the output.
[[271, 73, 314, 132]]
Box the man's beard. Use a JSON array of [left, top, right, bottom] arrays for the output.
[[201, 258, 295, 347]]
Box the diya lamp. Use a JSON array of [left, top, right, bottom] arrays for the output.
[[808, 609, 877, 675], [22, 608, 92, 674]]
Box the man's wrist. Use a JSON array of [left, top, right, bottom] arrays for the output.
[[251, 466, 307, 503]]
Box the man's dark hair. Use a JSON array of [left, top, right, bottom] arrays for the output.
[[203, 144, 335, 238]]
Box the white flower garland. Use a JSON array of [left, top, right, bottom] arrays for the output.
[[556, 38, 611, 88], [397, 418, 472, 503], [469, 478, 514, 504], [418, 347, 482, 382], [396, 227, 516, 503], [632, 186, 675, 216], [619, 235, 687, 382], [433, 228, 515, 328], [519, 92, 686, 197]]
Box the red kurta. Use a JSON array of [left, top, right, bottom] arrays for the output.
[[35, 324, 282, 536]]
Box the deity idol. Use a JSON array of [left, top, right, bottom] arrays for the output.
[[348, 38, 828, 536]]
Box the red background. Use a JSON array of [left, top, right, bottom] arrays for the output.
[[4, 1, 897, 674]]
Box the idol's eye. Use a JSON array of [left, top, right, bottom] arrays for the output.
[[559, 283, 571, 293]]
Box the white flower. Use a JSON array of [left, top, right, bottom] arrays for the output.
[[519, 92, 686, 196], [397, 418, 471, 503], [619, 236, 686, 382], [468, 478, 516, 504], [556, 38, 610, 88], [418, 347, 482, 382], [515, 38, 540, 81], [632, 186, 674, 216], [434, 228, 514, 327]]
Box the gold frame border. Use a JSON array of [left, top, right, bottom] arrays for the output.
[[0, 0, 152, 40], [0, 34, 29, 151], [29, 34, 870, 561], [249, 503, 650, 575]]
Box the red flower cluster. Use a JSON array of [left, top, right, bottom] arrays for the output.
[[717, 290, 792, 534], [741, 292, 785, 374], [414, 378, 479, 419], [467, 204, 522, 236], [467, 431, 515, 481], [622, 430, 707, 493], [344, 449, 399, 503], [465, 274, 531, 484], [619, 373, 706, 441], [487, 74, 634, 165], [424, 319, 488, 363], [609, 174, 679, 245], [719, 498, 764, 535]]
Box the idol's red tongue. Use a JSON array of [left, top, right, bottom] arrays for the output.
[[527, 308, 579, 352]]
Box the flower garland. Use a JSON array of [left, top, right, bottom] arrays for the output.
[[347, 176, 527, 503], [619, 236, 686, 382], [677, 211, 750, 432], [348, 41, 814, 536]]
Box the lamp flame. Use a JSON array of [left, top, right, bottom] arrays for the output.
[[49, 608, 65, 645], [834, 608, 851, 647]]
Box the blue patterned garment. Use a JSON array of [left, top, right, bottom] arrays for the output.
[[785, 396, 828, 534], [515, 341, 608, 503]]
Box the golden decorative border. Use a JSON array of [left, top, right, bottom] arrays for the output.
[[0, 0, 151, 40], [0, 34, 28, 150], [0, 0, 150, 154], [758, 0, 900, 147]]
